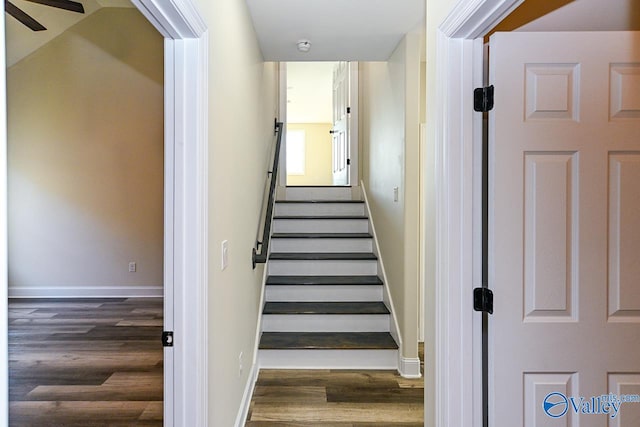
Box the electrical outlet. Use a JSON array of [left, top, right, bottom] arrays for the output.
[[393, 187, 399, 202], [128, 262, 136, 273], [238, 352, 243, 378], [222, 240, 229, 270]]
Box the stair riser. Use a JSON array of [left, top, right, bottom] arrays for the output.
[[265, 285, 383, 302], [284, 187, 353, 200], [270, 238, 373, 253], [258, 349, 398, 370], [262, 314, 390, 332], [272, 219, 369, 233], [268, 260, 377, 276], [274, 203, 365, 216]]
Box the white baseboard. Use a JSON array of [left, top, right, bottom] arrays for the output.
[[399, 357, 422, 378], [8, 286, 163, 298], [235, 363, 259, 427]]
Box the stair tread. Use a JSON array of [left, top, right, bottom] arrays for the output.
[[263, 301, 390, 315], [269, 252, 377, 261], [273, 215, 368, 220], [266, 275, 383, 286], [285, 185, 351, 188], [259, 332, 398, 350], [276, 200, 364, 204], [271, 233, 372, 239]]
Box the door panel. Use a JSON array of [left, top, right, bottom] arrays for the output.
[[332, 61, 349, 185], [489, 31, 640, 426]]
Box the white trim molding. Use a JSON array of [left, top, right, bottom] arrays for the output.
[[432, 1, 523, 427], [234, 362, 260, 427], [8, 286, 163, 298], [400, 357, 422, 379], [360, 182, 402, 373], [0, 3, 8, 424], [130, 1, 209, 426]]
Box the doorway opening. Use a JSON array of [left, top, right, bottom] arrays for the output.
[[5, 6, 164, 425], [284, 61, 358, 186], [0, 0, 208, 425]]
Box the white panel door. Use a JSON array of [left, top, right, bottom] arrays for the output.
[[332, 61, 349, 185], [489, 31, 640, 426]]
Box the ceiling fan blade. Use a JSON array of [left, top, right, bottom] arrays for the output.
[[23, 0, 84, 14], [5, 1, 47, 31]]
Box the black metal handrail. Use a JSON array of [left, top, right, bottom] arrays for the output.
[[252, 120, 283, 268]]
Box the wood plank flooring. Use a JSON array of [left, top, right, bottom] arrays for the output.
[[246, 343, 425, 426], [9, 298, 424, 426], [8, 298, 163, 427]]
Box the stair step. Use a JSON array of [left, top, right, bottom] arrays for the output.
[[276, 200, 363, 203], [268, 259, 377, 276], [273, 215, 368, 220], [263, 301, 389, 315], [273, 217, 369, 233], [284, 186, 354, 201], [259, 332, 398, 350], [274, 201, 366, 217], [271, 233, 372, 239], [266, 275, 383, 286], [269, 252, 377, 261]]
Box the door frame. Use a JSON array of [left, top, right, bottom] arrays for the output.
[[279, 61, 359, 187], [0, 0, 210, 425], [430, 0, 523, 426]]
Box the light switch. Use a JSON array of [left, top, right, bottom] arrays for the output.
[[222, 240, 228, 270]]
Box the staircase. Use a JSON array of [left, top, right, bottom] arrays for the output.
[[257, 186, 399, 370]]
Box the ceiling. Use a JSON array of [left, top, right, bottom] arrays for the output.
[[246, 0, 425, 61], [6, 0, 134, 67], [287, 62, 336, 124]]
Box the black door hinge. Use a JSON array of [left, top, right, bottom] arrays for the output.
[[347, 107, 351, 114], [474, 288, 494, 314], [346, 158, 351, 165], [162, 331, 174, 347], [474, 85, 494, 112]]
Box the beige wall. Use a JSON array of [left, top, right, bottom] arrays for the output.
[[286, 123, 333, 186], [7, 8, 164, 294], [192, 0, 279, 425], [359, 30, 422, 362]]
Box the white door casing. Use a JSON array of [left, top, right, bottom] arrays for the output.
[[489, 31, 640, 426], [332, 61, 349, 185], [431, 1, 537, 427], [348, 62, 359, 187]]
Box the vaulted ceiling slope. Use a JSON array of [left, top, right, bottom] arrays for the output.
[[246, 0, 425, 61], [6, 0, 134, 67]]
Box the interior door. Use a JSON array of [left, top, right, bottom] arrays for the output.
[[489, 31, 640, 426], [332, 61, 349, 186]]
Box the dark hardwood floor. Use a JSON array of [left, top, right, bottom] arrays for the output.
[[8, 298, 163, 427]]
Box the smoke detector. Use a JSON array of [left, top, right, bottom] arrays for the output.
[[296, 39, 311, 53]]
